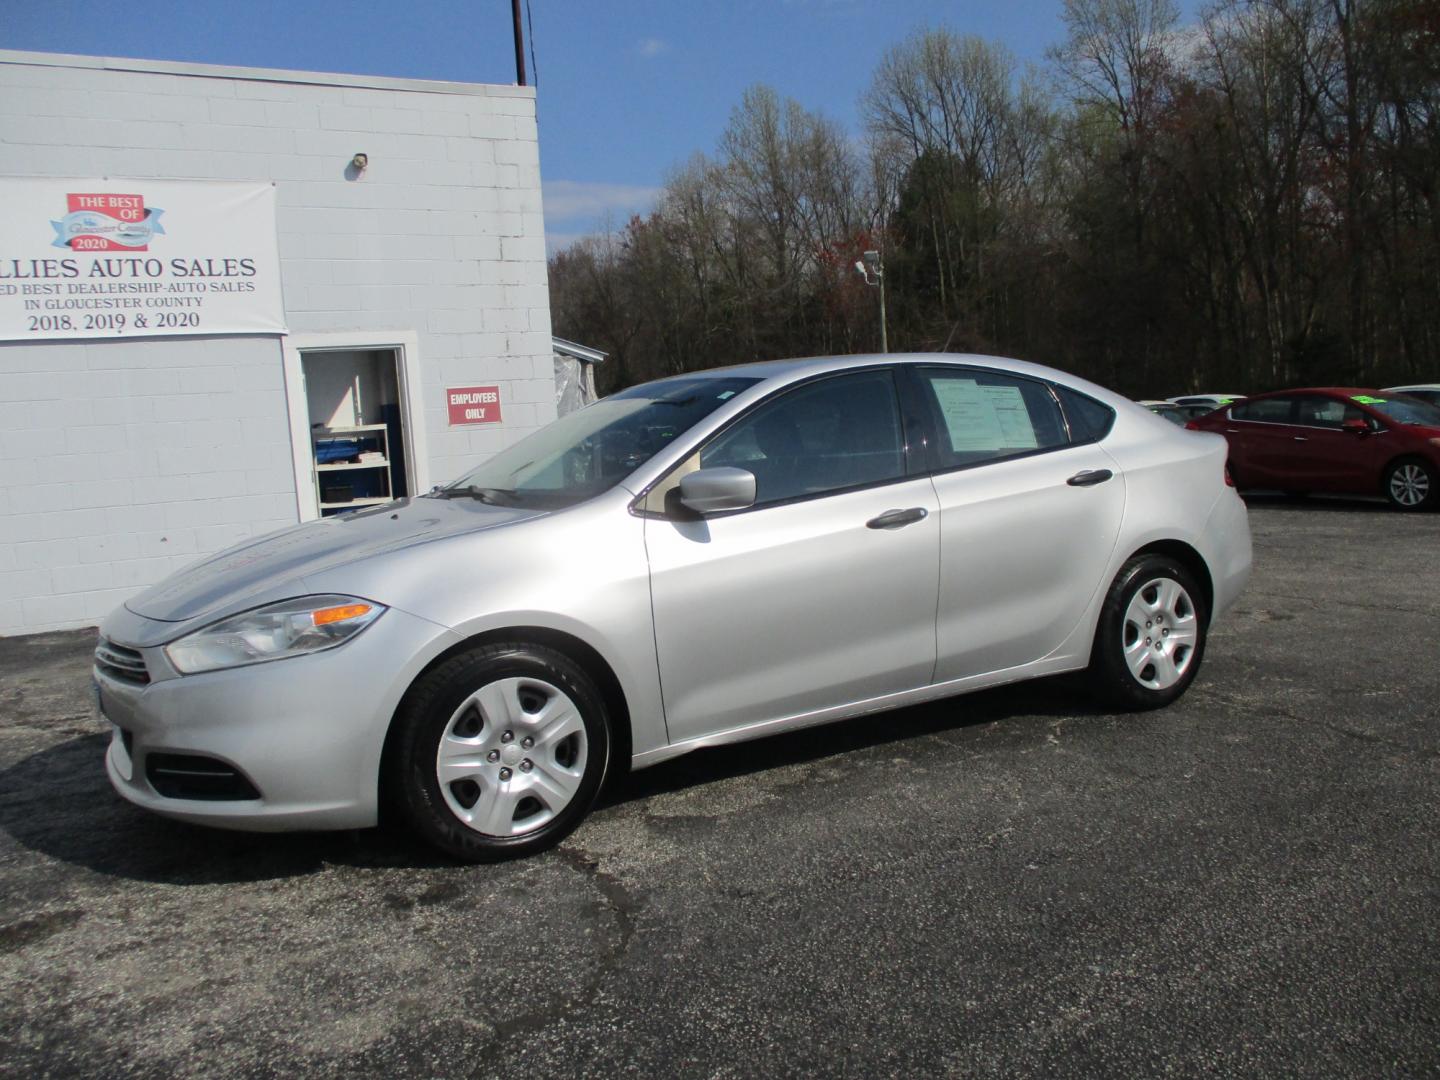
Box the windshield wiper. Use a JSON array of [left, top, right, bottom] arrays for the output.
[[430, 485, 521, 505]]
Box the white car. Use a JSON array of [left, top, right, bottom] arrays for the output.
[[1383, 384, 1440, 407], [1168, 394, 1245, 408], [94, 354, 1253, 861]]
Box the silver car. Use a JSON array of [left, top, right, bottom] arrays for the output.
[[1382, 384, 1440, 408], [95, 354, 1252, 861]]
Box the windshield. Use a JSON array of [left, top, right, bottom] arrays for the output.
[[1362, 394, 1440, 427], [438, 375, 760, 508]]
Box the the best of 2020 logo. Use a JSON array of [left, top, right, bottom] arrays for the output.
[[51, 193, 166, 251]]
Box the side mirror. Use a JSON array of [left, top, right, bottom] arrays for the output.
[[678, 467, 756, 514], [1342, 418, 1369, 435]]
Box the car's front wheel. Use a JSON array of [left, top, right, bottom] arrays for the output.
[[388, 643, 611, 862], [1384, 458, 1435, 511], [1087, 554, 1208, 711]]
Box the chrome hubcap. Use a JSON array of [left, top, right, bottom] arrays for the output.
[[435, 677, 588, 837], [1390, 464, 1429, 507], [1122, 577, 1198, 691]]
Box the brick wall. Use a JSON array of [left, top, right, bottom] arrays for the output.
[[0, 50, 555, 634]]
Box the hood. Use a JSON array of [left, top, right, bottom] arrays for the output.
[[125, 496, 545, 623]]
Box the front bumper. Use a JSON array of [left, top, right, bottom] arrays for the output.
[[96, 605, 458, 832]]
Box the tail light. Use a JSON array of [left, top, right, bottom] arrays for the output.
[[1184, 420, 1201, 431], [1224, 463, 1235, 487]]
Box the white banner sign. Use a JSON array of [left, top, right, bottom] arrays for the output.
[[0, 178, 286, 341]]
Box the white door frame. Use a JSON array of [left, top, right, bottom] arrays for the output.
[[280, 330, 430, 521]]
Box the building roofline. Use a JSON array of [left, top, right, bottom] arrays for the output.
[[552, 337, 607, 364], [0, 48, 535, 100]]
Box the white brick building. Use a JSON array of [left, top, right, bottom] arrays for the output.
[[0, 49, 555, 636]]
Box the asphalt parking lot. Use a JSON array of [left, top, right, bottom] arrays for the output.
[[2, 495, 1437, 1078]]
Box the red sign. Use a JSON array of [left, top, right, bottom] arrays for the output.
[[61, 193, 156, 251], [447, 385, 503, 425]]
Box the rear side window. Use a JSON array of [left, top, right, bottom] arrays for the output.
[[916, 367, 1068, 470], [1231, 397, 1294, 423], [1055, 386, 1116, 442]]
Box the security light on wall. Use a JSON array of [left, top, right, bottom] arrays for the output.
[[351, 152, 369, 172]]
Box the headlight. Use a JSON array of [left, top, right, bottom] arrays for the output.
[[165, 595, 386, 675]]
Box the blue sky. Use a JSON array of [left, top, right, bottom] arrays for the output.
[[2, 1, 1186, 252]]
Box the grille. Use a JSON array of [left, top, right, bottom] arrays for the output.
[[95, 638, 150, 685], [145, 753, 261, 801]]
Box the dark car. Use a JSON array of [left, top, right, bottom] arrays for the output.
[[1139, 401, 1229, 426], [1187, 388, 1440, 510], [1172, 402, 1226, 423], [1138, 400, 1187, 425]]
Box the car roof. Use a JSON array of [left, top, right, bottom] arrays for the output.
[[693, 352, 1034, 380], [654, 352, 1132, 406], [1241, 387, 1379, 399]]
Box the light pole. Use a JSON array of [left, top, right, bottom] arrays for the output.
[[854, 249, 888, 353]]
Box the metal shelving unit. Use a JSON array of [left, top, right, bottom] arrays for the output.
[[311, 423, 393, 514]]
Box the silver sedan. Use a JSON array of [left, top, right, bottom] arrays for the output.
[[94, 354, 1252, 860]]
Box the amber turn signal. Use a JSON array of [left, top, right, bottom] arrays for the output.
[[312, 603, 373, 626]]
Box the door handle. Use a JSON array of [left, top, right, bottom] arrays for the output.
[[866, 507, 928, 530], [1226, 428, 1240, 433], [1292, 436, 1308, 442], [1066, 469, 1113, 487]]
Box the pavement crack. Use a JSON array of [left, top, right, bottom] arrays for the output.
[[1257, 591, 1439, 622], [1211, 694, 1439, 761], [1305, 718, 1439, 759], [470, 846, 640, 1057], [0, 908, 85, 953]]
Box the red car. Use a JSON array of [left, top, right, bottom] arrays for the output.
[[1187, 387, 1440, 510]]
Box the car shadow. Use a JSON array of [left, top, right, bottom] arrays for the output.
[[0, 676, 1100, 884], [0, 733, 455, 884], [1241, 491, 1395, 514], [598, 674, 1101, 808]]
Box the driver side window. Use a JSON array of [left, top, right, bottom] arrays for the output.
[[639, 370, 909, 515], [1294, 395, 1366, 430], [700, 370, 906, 506]]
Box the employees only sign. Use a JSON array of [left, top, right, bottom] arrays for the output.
[[0, 178, 286, 341], [447, 386, 503, 425]]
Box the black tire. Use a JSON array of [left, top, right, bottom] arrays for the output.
[[1383, 457, 1436, 511], [387, 642, 611, 862], [1087, 554, 1208, 711]]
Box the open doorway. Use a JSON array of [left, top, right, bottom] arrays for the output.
[[303, 348, 409, 516], [281, 331, 428, 521]]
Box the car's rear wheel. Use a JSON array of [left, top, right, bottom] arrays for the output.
[[388, 643, 610, 862], [1087, 554, 1208, 711], [1384, 458, 1435, 511]]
